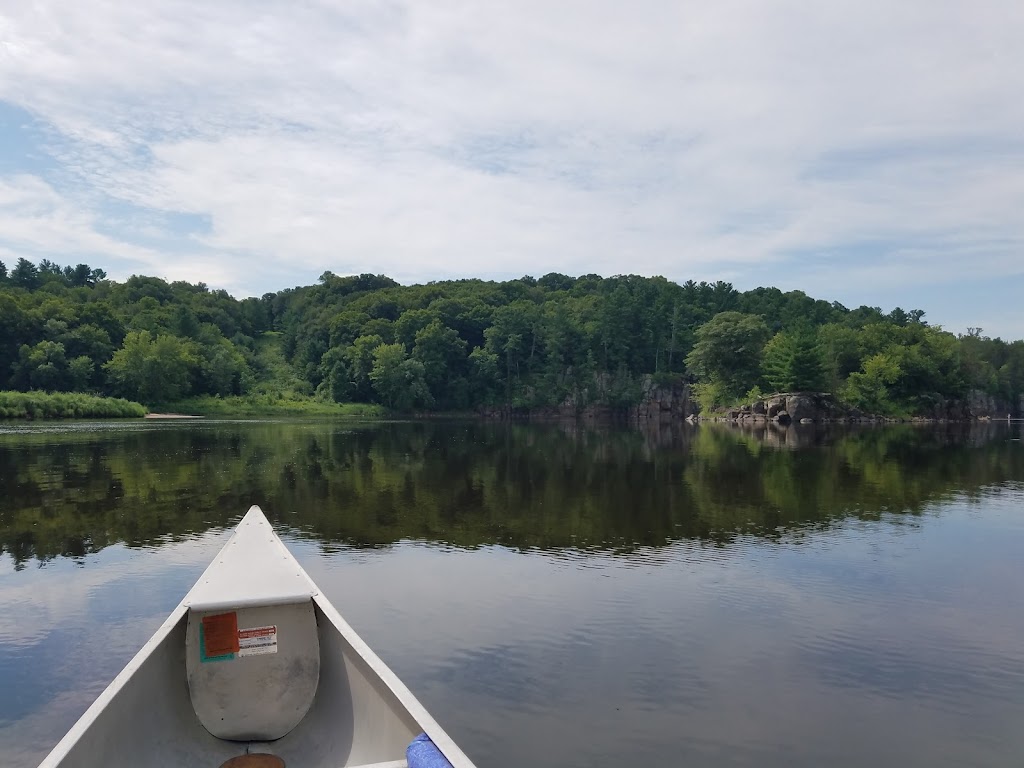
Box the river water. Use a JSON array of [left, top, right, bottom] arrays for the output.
[[1, 419, 1023, 767]]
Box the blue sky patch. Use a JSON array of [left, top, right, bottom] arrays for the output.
[[0, 102, 55, 176]]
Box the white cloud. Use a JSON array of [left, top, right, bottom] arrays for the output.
[[1, 0, 1023, 331], [0, 534, 226, 648], [0, 175, 164, 265]]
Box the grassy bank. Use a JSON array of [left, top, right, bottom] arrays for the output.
[[0, 391, 147, 420], [162, 394, 387, 418]]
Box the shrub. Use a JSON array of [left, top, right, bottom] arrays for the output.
[[0, 391, 147, 420]]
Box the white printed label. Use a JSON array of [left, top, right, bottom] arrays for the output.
[[237, 625, 277, 657]]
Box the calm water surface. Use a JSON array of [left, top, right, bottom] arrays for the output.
[[1, 419, 1023, 767]]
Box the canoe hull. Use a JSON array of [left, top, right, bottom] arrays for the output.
[[39, 507, 476, 768]]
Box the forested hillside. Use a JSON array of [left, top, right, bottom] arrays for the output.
[[2, 257, 1022, 417]]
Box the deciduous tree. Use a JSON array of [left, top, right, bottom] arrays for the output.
[[104, 331, 198, 403], [685, 312, 770, 399], [369, 343, 431, 410]]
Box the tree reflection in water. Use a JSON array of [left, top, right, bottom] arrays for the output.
[[2, 420, 1022, 568]]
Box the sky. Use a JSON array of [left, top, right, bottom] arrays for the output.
[[1, 0, 1023, 338]]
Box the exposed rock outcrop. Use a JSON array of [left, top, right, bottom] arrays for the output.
[[728, 392, 858, 424], [630, 376, 698, 422], [481, 382, 1018, 423], [785, 394, 816, 422], [964, 389, 1021, 419]]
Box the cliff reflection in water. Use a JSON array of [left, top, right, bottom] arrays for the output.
[[2, 420, 1023, 567]]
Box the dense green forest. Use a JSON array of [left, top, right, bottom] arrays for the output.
[[1, 256, 1022, 417]]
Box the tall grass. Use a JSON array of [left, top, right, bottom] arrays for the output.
[[164, 393, 387, 418], [0, 391, 147, 420]]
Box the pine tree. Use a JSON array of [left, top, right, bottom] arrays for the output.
[[762, 328, 825, 392]]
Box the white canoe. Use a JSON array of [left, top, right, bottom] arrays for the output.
[[39, 506, 478, 768]]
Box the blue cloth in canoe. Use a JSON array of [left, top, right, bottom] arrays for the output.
[[407, 733, 454, 768]]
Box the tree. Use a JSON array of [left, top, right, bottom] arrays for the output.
[[666, 303, 682, 372], [121, 275, 174, 304], [468, 347, 501, 403], [368, 343, 406, 408], [537, 300, 585, 399], [0, 294, 37, 388], [537, 272, 575, 292], [395, 309, 439, 349], [761, 327, 825, 392], [319, 346, 353, 402], [0, 260, 7, 282], [172, 305, 201, 338], [343, 334, 385, 401], [886, 326, 966, 412], [11, 258, 40, 289], [429, 296, 493, 350], [685, 312, 770, 399], [369, 343, 431, 410], [597, 284, 635, 371], [56, 321, 112, 364], [38, 259, 62, 279], [328, 310, 372, 349], [104, 331, 198, 403], [818, 323, 861, 392], [8, 340, 92, 392], [888, 307, 909, 326], [13, 341, 69, 391], [843, 353, 901, 414], [998, 342, 1024, 415], [412, 320, 467, 406], [68, 356, 94, 390], [195, 333, 250, 396], [484, 303, 536, 401]]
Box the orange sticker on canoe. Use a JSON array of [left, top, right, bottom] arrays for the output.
[[202, 612, 240, 657]]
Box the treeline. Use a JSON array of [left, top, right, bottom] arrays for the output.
[[1, 257, 271, 406], [2, 256, 1023, 416], [275, 271, 1024, 416]]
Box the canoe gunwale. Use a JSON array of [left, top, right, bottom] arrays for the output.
[[36, 604, 190, 768], [310, 591, 477, 768]]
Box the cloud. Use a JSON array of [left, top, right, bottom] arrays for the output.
[[0, 175, 163, 264], [0, 534, 227, 648], [0, 0, 1022, 333]]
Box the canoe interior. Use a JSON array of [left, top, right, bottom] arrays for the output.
[[48, 597, 422, 768]]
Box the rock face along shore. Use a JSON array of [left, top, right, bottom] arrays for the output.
[[718, 392, 858, 424], [480, 377, 1021, 424], [710, 390, 1017, 424], [644, 387, 1005, 424]]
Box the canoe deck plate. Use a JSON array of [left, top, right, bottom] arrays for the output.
[[184, 506, 318, 612], [187, 601, 320, 741]]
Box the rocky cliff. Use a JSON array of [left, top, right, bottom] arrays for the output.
[[629, 376, 699, 422], [964, 390, 1023, 419]]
